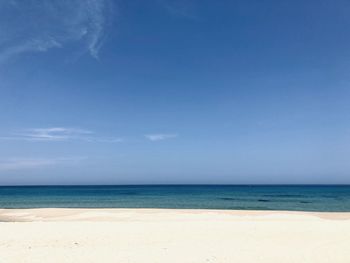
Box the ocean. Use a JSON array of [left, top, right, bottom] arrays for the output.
[[0, 185, 349, 211]]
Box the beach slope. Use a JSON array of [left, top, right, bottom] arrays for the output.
[[0, 209, 350, 263]]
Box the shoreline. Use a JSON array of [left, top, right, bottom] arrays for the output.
[[1, 208, 350, 222]]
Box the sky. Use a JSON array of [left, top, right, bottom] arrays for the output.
[[0, 0, 349, 185]]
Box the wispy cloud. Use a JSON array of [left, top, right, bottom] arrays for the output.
[[0, 127, 123, 143], [145, 133, 178, 141], [85, 0, 110, 58], [91, 137, 124, 143], [14, 127, 93, 142], [1, 128, 179, 143], [0, 0, 112, 62], [157, 0, 196, 18], [0, 157, 86, 171], [0, 38, 61, 63]]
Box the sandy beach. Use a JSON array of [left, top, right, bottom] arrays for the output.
[[0, 209, 349, 263]]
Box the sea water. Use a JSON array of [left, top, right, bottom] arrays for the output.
[[0, 185, 349, 211]]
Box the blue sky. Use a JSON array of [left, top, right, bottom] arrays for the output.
[[0, 0, 349, 185]]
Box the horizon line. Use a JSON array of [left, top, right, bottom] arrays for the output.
[[1, 184, 350, 187]]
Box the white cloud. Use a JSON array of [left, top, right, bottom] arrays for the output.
[[145, 133, 178, 141], [0, 127, 123, 143], [0, 0, 112, 62], [0, 157, 86, 171], [15, 127, 93, 142]]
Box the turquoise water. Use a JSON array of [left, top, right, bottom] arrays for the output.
[[0, 185, 350, 211]]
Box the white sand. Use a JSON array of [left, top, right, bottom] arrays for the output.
[[0, 209, 350, 263]]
